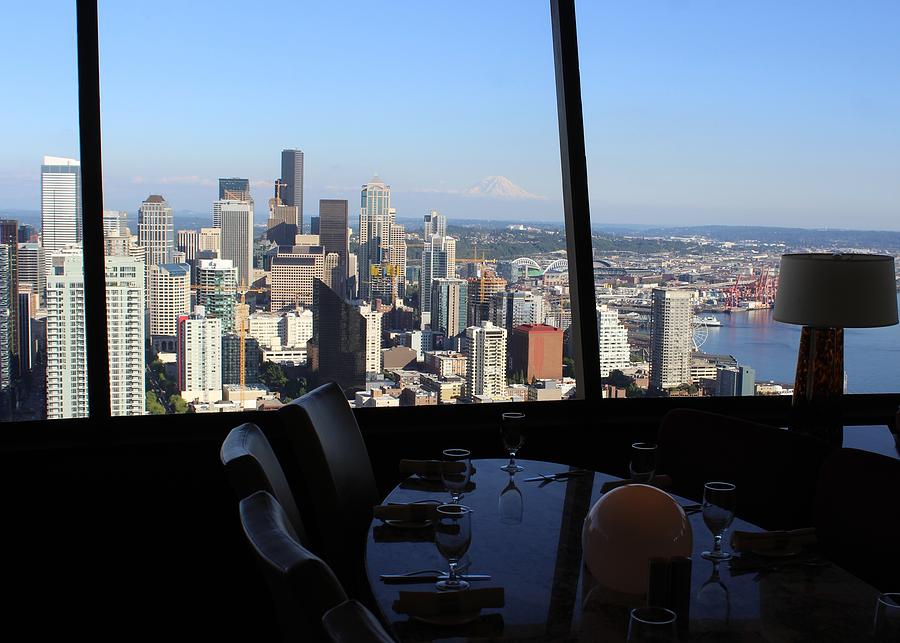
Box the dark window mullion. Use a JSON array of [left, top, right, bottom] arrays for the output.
[[76, 0, 111, 419]]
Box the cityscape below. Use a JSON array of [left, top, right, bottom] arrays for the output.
[[2, 149, 899, 420]]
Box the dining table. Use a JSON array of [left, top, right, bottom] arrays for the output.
[[365, 458, 882, 642]]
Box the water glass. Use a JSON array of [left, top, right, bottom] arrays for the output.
[[874, 592, 900, 641], [498, 473, 523, 525], [629, 442, 658, 483], [441, 448, 472, 503], [434, 504, 472, 591], [701, 482, 736, 561], [627, 607, 677, 642], [500, 412, 526, 472]]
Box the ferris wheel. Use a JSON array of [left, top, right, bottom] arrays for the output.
[[691, 318, 709, 351]]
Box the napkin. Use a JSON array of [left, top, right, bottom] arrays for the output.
[[373, 503, 440, 523], [399, 460, 472, 478], [731, 527, 817, 552], [392, 587, 505, 616], [600, 474, 672, 493]]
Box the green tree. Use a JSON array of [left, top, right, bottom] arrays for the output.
[[606, 369, 633, 389], [562, 357, 575, 377], [146, 390, 165, 415], [169, 394, 189, 414]]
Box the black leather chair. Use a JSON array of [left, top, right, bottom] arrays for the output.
[[239, 490, 349, 643], [277, 382, 380, 594], [814, 447, 900, 591], [322, 599, 395, 643], [658, 408, 832, 529], [220, 422, 307, 543]]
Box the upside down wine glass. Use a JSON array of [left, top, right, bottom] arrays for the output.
[[701, 482, 736, 561], [434, 504, 472, 591], [500, 412, 526, 472]]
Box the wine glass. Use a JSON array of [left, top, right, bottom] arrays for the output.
[[500, 412, 526, 472], [629, 442, 658, 483], [874, 592, 900, 641], [701, 482, 736, 561], [434, 504, 472, 591], [627, 607, 677, 642], [498, 472, 523, 525], [695, 561, 731, 634], [441, 448, 471, 503]]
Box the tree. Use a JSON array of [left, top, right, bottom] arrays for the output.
[[606, 369, 632, 389], [146, 391, 165, 415], [562, 357, 575, 377], [169, 394, 189, 414]]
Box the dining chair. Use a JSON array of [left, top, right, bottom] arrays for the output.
[[657, 408, 832, 529], [239, 489, 349, 643], [322, 599, 396, 643], [220, 422, 307, 543], [814, 447, 900, 591], [277, 382, 380, 595]]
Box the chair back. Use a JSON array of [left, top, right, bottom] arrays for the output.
[[239, 490, 348, 643], [278, 382, 380, 590], [322, 599, 395, 643], [221, 422, 307, 543], [658, 408, 831, 529], [814, 447, 900, 591]]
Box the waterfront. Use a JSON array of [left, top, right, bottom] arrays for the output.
[[701, 294, 900, 394]]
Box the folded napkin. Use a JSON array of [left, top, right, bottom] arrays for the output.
[[600, 474, 672, 493], [373, 503, 440, 523], [392, 588, 505, 617], [731, 527, 817, 552], [399, 460, 472, 478]]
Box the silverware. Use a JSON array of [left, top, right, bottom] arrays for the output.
[[523, 470, 590, 483], [380, 572, 492, 583]]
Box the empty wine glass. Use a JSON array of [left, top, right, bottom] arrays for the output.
[[500, 412, 526, 472], [441, 448, 471, 503], [498, 472, 523, 525], [874, 592, 900, 641], [627, 607, 677, 642], [695, 561, 731, 634], [701, 482, 736, 561], [434, 504, 472, 591], [629, 442, 658, 483]]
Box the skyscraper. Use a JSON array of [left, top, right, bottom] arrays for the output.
[[270, 244, 325, 310], [649, 288, 694, 392], [509, 324, 563, 382], [176, 229, 199, 263], [431, 277, 468, 346], [319, 199, 349, 285], [597, 304, 631, 378], [218, 177, 251, 201], [197, 227, 221, 256], [148, 263, 191, 353], [138, 195, 175, 267], [177, 306, 222, 403], [196, 259, 238, 333], [0, 245, 12, 411], [424, 210, 447, 239], [45, 249, 88, 420], [222, 334, 261, 386], [466, 270, 505, 328], [267, 200, 299, 247], [218, 201, 254, 287], [464, 321, 508, 400], [41, 156, 82, 257], [280, 149, 305, 225], [308, 280, 368, 393], [102, 210, 129, 237], [358, 175, 397, 301], [105, 256, 145, 416], [16, 243, 45, 306], [0, 220, 19, 378]]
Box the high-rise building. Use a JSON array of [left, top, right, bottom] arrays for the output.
[[221, 334, 261, 386], [0, 245, 12, 409], [387, 223, 407, 299], [649, 288, 694, 392], [597, 304, 631, 378], [431, 278, 467, 345], [197, 227, 221, 257], [17, 224, 37, 244], [16, 243, 45, 306], [45, 249, 88, 419], [17, 290, 33, 374], [307, 280, 368, 393], [41, 156, 82, 258], [420, 235, 457, 326], [177, 305, 222, 403], [358, 175, 398, 301], [218, 201, 254, 287], [0, 221, 19, 378], [105, 256, 145, 416], [270, 243, 325, 311], [466, 270, 505, 328], [716, 365, 756, 397], [424, 210, 447, 239], [218, 177, 251, 202], [464, 321, 507, 400], [280, 149, 305, 224], [148, 263, 191, 352], [196, 259, 238, 334], [138, 195, 175, 270], [360, 302, 383, 377], [267, 201, 299, 247], [102, 210, 129, 237], [176, 230, 199, 263], [510, 324, 563, 382], [319, 199, 349, 284]]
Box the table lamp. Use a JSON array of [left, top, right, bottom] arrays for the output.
[[773, 253, 898, 444]]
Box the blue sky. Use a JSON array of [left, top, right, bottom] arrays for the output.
[[1, 1, 899, 230]]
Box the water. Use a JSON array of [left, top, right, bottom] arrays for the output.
[[700, 294, 900, 394]]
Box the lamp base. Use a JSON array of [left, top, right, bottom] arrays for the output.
[[791, 326, 843, 446]]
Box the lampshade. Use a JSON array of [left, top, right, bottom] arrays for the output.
[[582, 485, 692, 596], [774, 253, 898, 328]]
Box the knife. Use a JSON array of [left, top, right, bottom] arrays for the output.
[[522, 470, 590, 482], [380, 573, 492, 583]]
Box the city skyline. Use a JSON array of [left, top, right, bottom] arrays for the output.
[[3, 2, 900, 229]]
